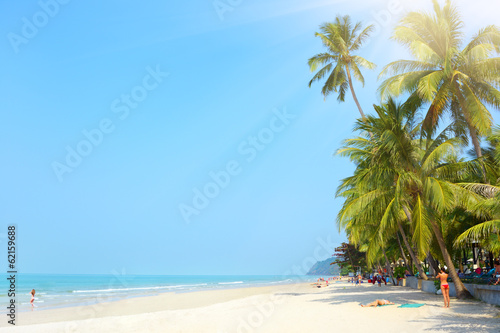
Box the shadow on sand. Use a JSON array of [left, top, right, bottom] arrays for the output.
[[278, 283, 500, 332]]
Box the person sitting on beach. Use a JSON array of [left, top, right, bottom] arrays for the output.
[[30, 289, 35, 307], [396, 274, 403, 286], [491, 260, 500, 285], [436, 268, 450, 308], [361, 299, 394, 307]]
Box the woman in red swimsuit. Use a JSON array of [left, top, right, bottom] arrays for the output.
[[436, 268, 450, 308]]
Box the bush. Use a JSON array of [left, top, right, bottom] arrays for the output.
[[434, 279, 440, 291]]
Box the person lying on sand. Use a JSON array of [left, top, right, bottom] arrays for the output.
[[361, 299, 394, 307]]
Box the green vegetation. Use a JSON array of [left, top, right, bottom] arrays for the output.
[[309, 0, 500, 299], [331, 242, 367, 275]]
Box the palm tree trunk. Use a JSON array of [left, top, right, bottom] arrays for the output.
[[345, 243, 357, 275], [382, 248, 396, 285], [429, 219, 473, 299], [454, 82, 487, 182], [400, 206, 429, 280], [345, 65, 366, 121], [466, 122, 488, 183], [396, 232, 411, 271], [462, 111, 487, 180], [468, 124, 483, 158], [426, 252, 440, 276]]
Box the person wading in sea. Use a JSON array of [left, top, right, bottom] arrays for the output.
[[30, 289, 35, 309]]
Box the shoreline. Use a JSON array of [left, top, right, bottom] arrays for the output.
[[9, 277, 320, 314], [1, 282, 315, 329], [1, 280, 498, 332], [4, 274, 318, 314]]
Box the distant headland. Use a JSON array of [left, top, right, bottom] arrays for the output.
[[306, 258, 340, 276]]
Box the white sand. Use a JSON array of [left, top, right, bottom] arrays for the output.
[[1, 282, 498, 332]]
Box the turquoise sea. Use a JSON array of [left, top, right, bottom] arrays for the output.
[[1, 274, 319, 312]]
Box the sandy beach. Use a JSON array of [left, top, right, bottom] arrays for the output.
[[1, 281, 498, 333]]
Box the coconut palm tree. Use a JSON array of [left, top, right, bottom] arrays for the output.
[[308, 15, 376, 120], [386, 121, 482, 299], [378, 0, 500, 162], [338, 98, 483, 298], [337, 98, 429, 280]]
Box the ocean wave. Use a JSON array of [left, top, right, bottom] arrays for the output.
[[72, 283, 208, 293], [218, 281, 244, 285], [21, 300, 44, 304], [266, 279, 294, 284]]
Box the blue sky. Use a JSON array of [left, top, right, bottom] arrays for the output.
[[1, 0, 499, 275]]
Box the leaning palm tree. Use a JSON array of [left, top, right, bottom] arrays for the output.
[[337, 99, 429, 280], [308, 15, 376, 120], [338, 98, 483, 298], [378, 0, 500, 161]]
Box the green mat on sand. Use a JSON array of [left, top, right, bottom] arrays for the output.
[[398, 303, 425, 308]]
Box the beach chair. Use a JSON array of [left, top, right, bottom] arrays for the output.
[[471, 269, 495, 284], [480, 269, 497, 284]]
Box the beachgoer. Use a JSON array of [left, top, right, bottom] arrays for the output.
[[376, 274, 382, 287], [30, 289, 35, 307], [492, 260, 500, 285], [361, 299, 394, 307], [436, 268, 450, 308], [357, 274, 362, 286]]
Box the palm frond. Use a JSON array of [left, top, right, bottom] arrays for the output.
[[454, 220, 500, 246]]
